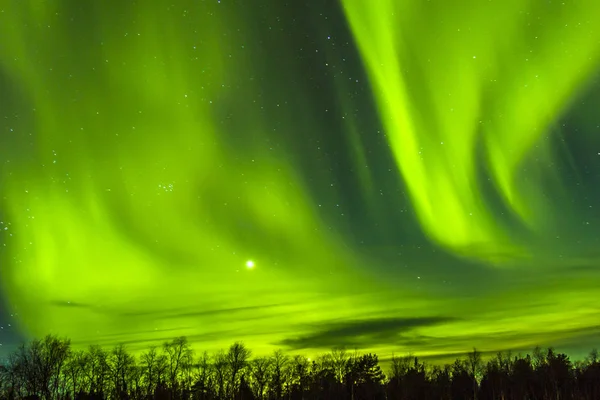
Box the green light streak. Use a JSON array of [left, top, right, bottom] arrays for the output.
[[0, 0, 379, 354], [340, 0, 600, 261]]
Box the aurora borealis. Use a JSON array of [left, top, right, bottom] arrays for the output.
[[1, 0, 600, 362]]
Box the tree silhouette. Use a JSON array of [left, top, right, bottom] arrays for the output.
[[451, 359, 475, 400], [64, 350, 89, 400], [430, 364, 451, 400], [267, 350, 287, 400], [466, 348, 482, 400], [1, 335, 599, 400], [140, 346, 165, 398], [511, 354, 535, 400], [287, 355, 310, 400], [87, 344, 109, 399], [212, 350, 228, 400], [577, 349, 600, 400], [164, 337, 193, 399], [226, 342, 251, 399], [191, 351, 212, 400], [249, 357, 271, 400], [346, 353, 385, 400], [7, 335, 71, 400], [108, 344, 136, 400]]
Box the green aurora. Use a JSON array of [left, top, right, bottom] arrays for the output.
[[1, 0, 600, 361]]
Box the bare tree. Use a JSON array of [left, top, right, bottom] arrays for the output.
[[109, 344, 136, 400], [288, 355, 311, 399], [12, 335, 71, 400], [192, 351, 212, 398], [389, 353, 414, 381], [226, 341, 251, 397], [212, 350, 229, 400], [87, 344, 110, 397], [330, 348, 349, 383], [250, 356, 272, 399], [140, 345, 167, 397], [180, 345, 196, 395], [63, 350, 89, 399], [3, 351, 25, 399], [163, 336, 192, 395], [12, 343, 37, 397], [129, 364, 143, 400], [269, 349, 288, 400]]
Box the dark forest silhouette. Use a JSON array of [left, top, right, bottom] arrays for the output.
[[0, 335, 599, 400]]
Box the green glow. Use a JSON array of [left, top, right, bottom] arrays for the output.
[[0, 0, 599, 363], [341, 0, 600, 261], [0, 0, 380, 355]]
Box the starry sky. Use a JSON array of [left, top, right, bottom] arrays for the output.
[[1, 0, 600, 362]]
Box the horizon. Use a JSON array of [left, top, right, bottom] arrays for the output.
[[0, 333, 598, 372]]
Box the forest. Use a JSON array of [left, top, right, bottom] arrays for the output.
[[0, 335, 599, 400]]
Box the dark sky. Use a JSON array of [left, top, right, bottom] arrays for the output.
[[1, 0, 600, 362]]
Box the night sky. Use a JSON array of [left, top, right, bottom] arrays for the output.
[[1, 0, 600, 362]]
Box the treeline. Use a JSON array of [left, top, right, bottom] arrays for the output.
[[0, 335, 599, 400]]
